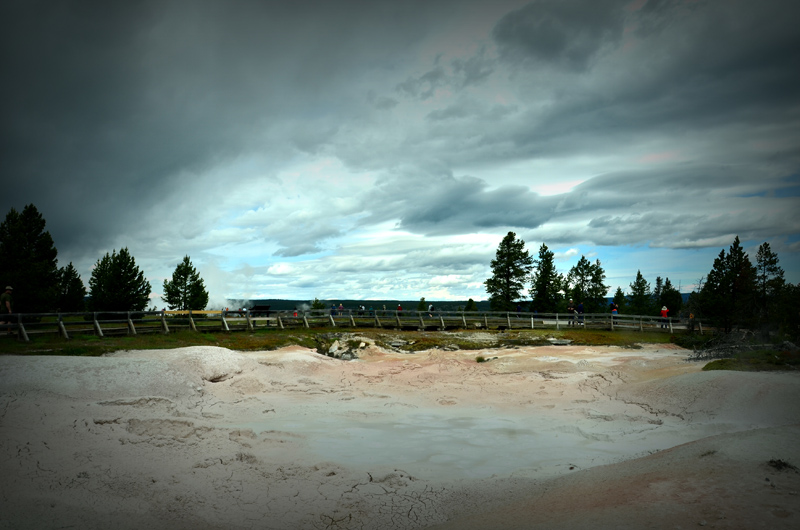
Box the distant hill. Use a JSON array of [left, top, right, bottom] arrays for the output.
[[226, 294, 691, 313], [225, 298, 492, 312]]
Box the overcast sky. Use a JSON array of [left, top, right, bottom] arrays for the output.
[[2, 0, 799, 307]]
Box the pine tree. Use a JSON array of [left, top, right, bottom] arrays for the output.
[[660, 277, 683, 316], [612, 287, 627, 313], [0, 204, 60, 313], [755, 242, 784, 319], [58, 262, 86, 312], [464, 298, 478, 312], [653, 276, 664, 309], [162, 256, 209, 310], [484, 232, 533, 311], [566, 256, 593, 307], [697, 236, 757, 332], [530, 243, 562, 313], [628, 270, 653, 316], [586, 259, 610, 313], [89, 248, 151, 312], [566, 257, 609, 313], [417, 297, 427, 312], [311, 298, 327, 310]]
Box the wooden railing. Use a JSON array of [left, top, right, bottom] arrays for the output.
[[0, 308, 701, 342]]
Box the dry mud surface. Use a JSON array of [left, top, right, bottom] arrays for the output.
[[1, 341, 799, 529]]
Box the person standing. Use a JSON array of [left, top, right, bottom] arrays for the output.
[[1, 286, 12, 335], [567, 299, 575, 326], [660, 306, 669, 328]]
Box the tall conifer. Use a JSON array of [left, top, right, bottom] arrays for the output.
[[485, 232, 532, 311]]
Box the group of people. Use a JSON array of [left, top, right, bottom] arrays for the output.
[[566, 297, 671, 328], [329, 303, 374, 316], [566, 299, 584, 326]]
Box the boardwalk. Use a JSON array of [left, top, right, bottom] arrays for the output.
[[2, 308, 697, 342]]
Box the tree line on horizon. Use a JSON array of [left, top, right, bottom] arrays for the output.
[[3, 205, 797, 338], [484, 231, 798, 337], [0, 204, 208, 314]]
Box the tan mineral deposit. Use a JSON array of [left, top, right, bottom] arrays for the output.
[[1, 337, 799, 529]]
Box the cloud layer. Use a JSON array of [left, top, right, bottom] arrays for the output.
[[2, 0, 798, 305]]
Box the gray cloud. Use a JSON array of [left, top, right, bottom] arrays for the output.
[[2, 0, 799, 302], [492, 0, 628, 71]]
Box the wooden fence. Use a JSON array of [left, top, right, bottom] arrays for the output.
[[0, 308, 702, 342]]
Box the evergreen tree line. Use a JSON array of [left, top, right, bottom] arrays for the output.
[[0, 204, 209, 313], [484, 231, 616, 314], [688, 236, 797, 335], [484, 232, 797, 337]]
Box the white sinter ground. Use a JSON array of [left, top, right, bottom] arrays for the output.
[[1, 340, 799, 529]]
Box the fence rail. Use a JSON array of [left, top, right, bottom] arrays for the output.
[[0, 308, 702, 342]]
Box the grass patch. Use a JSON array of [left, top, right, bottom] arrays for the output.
[[475, 355, 486, 363], [702, 348, 800, 372], [1, 326, 684, 357]]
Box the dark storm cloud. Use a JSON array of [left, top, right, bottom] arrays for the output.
[[0, 0, 455, 255], [3, 0, 800, 300], [538, 167, 800, 248], [451, 52, 495, 87], [396, 65, 448, 100], [492, 0, 628, 71], [426, 99, 517, 122], [396, 51, 495, 101], [361, 169, 555, 235], [486, 0, 800, 166]]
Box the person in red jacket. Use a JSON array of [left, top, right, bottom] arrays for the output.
[[660, 306, 669, 328]]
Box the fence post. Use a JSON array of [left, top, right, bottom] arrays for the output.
[[246, 309, 254, 331], [349, 312, 356, 327], [188, 309, 197, 332], [374, 313, 382, 328], [57, 313, 69, 339], [507, 313, 512, 329], [461, 313, 467, 327], [556, 313, 560, 330], [699, 321, 703, 335], [303, 314, 310, 328], [16, 314, 29, 342], [396, 311, 401, 328], [160, 310, 169, 334], [439, 315, 446, 330], [531, 316, 534, 329], [127, 312, 137, 335], [610, 313, 614, 331], [419, 314, 425, 329], [639, 317, 643, 332], [93, 312, 104, 337], [484, 315, 488, 329], [668, 318, 673, 333], [277, 315, 284, 329], [221, 310, 230, 332], [329, 314, 336, 327]]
